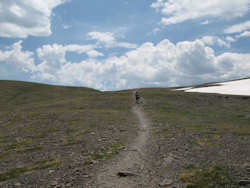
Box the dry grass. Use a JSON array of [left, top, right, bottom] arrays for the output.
[[0, 80, 137, 184]]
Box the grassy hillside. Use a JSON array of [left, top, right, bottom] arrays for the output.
[[1, 80, 250, 187], [140, 88, 250, 187], [0, 81, 138, 186]]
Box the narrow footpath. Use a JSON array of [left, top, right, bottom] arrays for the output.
[[93, 97, 157, 187]]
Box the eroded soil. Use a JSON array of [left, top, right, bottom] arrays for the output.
[[91, 105, 158, 188]]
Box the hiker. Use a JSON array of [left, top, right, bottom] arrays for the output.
[[135, 91, 140, 104]]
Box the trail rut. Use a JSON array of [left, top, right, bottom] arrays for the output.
[[94, 104, 156, 188]]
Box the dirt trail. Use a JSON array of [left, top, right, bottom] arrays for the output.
[[94, 104, 156, 188]]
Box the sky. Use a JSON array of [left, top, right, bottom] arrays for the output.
[[0, 0, 250, 91]]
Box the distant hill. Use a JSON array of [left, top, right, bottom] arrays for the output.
[[0, 80, 99, 110]]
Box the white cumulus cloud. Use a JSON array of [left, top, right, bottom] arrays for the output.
[[1, 39, 250, 91], [33, 38, 250, 90], [201, 36, 231, 48], [222, 21, 250, 42], [236, 31, 250, 38], [0, 0, 68, 38], [35, 43, 103, 81], [87, 31, 137, 49], [224, 21, 250, 34], [151, 0, 250, 25], [0, 40, 36, 72]]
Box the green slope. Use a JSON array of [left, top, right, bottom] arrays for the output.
[[0, 80, 138, 184], [1, 80, 250, 187], [140, 88, 250, 187]]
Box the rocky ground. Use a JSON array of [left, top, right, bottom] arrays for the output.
[[0, 81, 250, 187], [140, 88, 250, 188]]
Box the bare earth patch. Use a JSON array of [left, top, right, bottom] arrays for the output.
[[92, 105, 158, 187]]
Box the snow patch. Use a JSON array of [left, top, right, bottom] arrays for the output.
[[175, 87, 193, 91], [178, 79, 250, 96]]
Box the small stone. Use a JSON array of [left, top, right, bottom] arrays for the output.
[[159, 178, 173, 187], [14, 182, 21, 186], [74, 169, 81, 175], [163, 154, 175, 165], [50, 181, 58, 186], [55, 185, 62, 188], [239, 179, 250, 186], [117, 171, 138, 177], [66, 183, 72, 187], [91, 160, 98, 164], [243, 163, 250, 168], [118, 146, 126, 150]]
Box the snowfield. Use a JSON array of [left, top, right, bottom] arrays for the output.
[[178, 78, 250, 96], [175, 87, 193, 91]]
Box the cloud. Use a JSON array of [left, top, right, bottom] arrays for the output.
[[1, 39, 250, 91], [201, 20, 210, 25], [86, 50, 104, 58], [152, 28, 161, 35], [0, 40, 36, 72], [35, 43, 103, 80], [222, 21, 250, 42], [151, 0, 250, 25], [201, 36, 231, 48], [236, 31, 250, 38], [224, 21, 250, 34], [36, 43, 102, 60], [0, 0, 68, 38], [63, 24, 72, 30], [33, 38, 250, 90], [217, 53, 250, 79], [87, 31, 137, 49], [225, 36, 236, 43], [88, 32, 115, 44]]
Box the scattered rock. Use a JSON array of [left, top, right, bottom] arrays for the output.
[[117, 171, 138, 177], [55, 185, 63, 188], [82, 174, 89, 178], [74, 169, 81, 175], [50, 181, 58, 186], [90, 160, 98, 164], [14, 182, 21, 186], [66, 183, 72, 187], [118, 146, 126, 150], [163, 154, 175, 165], [159, 178, 173, 187], [239, 179, 250, 186], [49, 170, 55, 174], [246, 168, 250, 174]]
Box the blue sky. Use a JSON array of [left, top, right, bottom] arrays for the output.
[[0, 0, 250, 90]]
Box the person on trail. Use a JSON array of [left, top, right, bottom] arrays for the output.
[[135, 91, 140, 104]]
